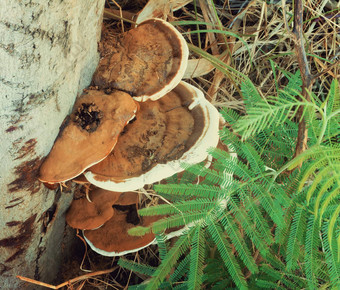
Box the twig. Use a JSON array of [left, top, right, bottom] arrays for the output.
[[17, 267, 117, 289], [292, 0, 312, 159]]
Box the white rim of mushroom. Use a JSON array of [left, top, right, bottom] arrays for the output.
[[84, 81, 220, 192]]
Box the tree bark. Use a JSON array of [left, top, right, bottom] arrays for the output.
[[0, 0, 104, 288]]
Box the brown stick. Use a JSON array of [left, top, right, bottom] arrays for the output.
[[17, 267, 117, 289], [292, 0, 312, 159]]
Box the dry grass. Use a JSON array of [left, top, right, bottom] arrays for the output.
[[54, 0, 339, 288]]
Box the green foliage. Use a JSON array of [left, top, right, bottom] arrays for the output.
[[119, 76, 340, 289]]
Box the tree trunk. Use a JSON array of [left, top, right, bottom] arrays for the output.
[[0, 1, 104, 288]]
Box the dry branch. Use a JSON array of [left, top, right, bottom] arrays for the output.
[[17, 267, 117, 289], [292, 0, 312, 159]]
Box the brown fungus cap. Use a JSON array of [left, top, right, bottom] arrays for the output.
[[39, 90, 138, 184], [85, 81, 220, 192], [92, 18, 189, 102], [83, 208, 158, 256], [66, 187, 121, 230], [87, 84, 195, 184], [115, 191, 139, 206]]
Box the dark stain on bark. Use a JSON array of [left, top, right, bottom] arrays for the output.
[[5, 201, 24, 209], [5, 126, 19, 133], [0, 215, 37, 262], [5, 249, 26, 263], [0, 263, 12, 275], [8, 157, 42, 195], [14, 138, 37, 160], [6, 221, 22, 227], [10, 197, 22, 203]]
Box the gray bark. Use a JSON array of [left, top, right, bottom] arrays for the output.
[[0, 0, 104, 288]]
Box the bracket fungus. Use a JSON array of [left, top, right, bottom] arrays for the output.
[[84, 81, 220, 192], [83, 208, 158, 257], [40, 18, 222, 258], [39, 90, 138, 184], [92, 18, 189, 102], [66, 187, 120, 230]]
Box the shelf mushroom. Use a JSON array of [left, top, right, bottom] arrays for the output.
[[84, 81, 220, 192], [65, 185, 156, 257], [66, 187, 120, 230], [83, 208, 159, 257], [92, 18, 189, 102], [39, 90, 138, 185]]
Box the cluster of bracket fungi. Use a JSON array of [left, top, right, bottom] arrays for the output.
[[39, 18, 220, 256]]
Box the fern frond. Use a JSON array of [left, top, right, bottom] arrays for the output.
[[207, 218, 248, 289], [286, 206, 307, 271], [183, 163, 226, 185], [154, 183, 225, 199], [316, 180, 339, 219], [234, 94, 312, 140], [188, 226, 206, 290], [322, 222, 340, 288], [169, 255, 190, 283], [155, 233, 168, 261], [145, 227, 194, 290], [287, 145, 340, 171], [240, 143, 265, 175], [260, 265, 297, 289], [138, 198, 218, 216], [220, 214, 258, 273], [298, 154, 339, 193], [241, 77, 264, 110], [306, 165, 340, 204], [220, 107, 240, 125], [325, 79, 340, 115], [305, 214, 321, 288], [255, 279, 284, 289], [129, 212, 208, 236], [240, 190, 273, 244], [229, 197, 270, 256], [280, 70, 302, 97], [328, 204, 340, 250], [118, 258, 156, 277]]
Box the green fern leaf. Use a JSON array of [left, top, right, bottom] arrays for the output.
[[169, 255, 190, 283], [305, 215, 321, 288], [316, 181, 339, 219], [328, 204, 340, 251], [228, 197, 270, 256], [241, 77, 264, 110], [188, 226, 206, 290], [155, 233, 168, 261], [234, 93, 309, 140], [255, 279, 284, 289], [207, 218, 248, 289], [138, 198, 218, 216], [261, 265, 297, 289], [118, 258, 156, 277], [220, 107, 240, 125], [154, 183, 226, 199], [146, 227, 194, 290], [220, 214, 258, 273], [322, 222, 340, 288], [240, 190, 273, 245], [306, 165, 340, 204], [286, 206, 307, 270], [325, 79, 340, 115], [129, 212, 208, 236]]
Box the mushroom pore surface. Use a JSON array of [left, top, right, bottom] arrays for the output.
[[39, 90, 138, 183]]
